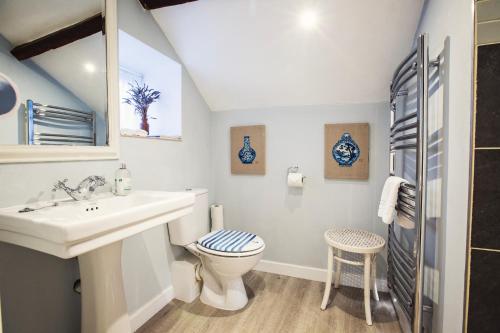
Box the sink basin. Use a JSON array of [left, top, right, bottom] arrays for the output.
[[0, 190, 195, 333], [0, 190, 195, 258]]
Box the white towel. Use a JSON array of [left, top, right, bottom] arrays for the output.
[[378, 176, 407, 224]]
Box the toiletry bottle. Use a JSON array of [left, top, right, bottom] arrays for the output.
[[115, 163, 132, 196]]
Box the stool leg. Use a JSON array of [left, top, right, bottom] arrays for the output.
[[334, 249, 342, 289], [371, 255, 379, 302], [320, 246, 334, 310], [364, 254, 372, 326]]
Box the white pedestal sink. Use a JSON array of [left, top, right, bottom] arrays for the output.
[[0, 190, 195, 333]]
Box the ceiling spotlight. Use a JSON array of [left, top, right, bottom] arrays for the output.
[[84, 63, 96, 73], [299, 9, 318, 30]]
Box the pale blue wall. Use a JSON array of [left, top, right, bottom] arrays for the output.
[[211, 103, 390, 278], [0, 0, 212, 332]]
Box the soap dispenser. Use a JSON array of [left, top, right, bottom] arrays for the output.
[[115, 163, 132, 196]]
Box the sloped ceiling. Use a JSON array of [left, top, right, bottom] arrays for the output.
[[152, 0, 424, 111]]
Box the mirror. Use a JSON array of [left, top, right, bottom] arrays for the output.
[[0, 72, 20, 116], [0, 0, 109, 147]]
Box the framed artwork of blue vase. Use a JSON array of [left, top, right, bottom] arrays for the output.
[[324, 123, 369, 180], [231, 125, 266, 175]]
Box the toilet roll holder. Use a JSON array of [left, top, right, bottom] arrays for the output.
[[287, 165, 306, 180]]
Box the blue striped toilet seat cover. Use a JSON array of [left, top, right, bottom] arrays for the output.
[[198, 229, 259, 253]]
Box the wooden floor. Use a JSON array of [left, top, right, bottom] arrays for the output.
[[137, 271, 401, 333]]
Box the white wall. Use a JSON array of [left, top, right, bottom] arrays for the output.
[[415, 1, 474, 332], [0, 0, 211, 332], [211, 103, 389, 279]]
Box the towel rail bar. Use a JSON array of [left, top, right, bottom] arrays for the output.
[[391, 62, 417, 95], [391, 254, 415, 287], [396, 205, 415, 219], [398, 196, 416, 209], [390, 122, 418, 137], [389, 224, 416, 272], [34, 112, 93, 123], [35, 138, 94, 143], [393, 275, 413, 307], [392, 260, 415, 298], [389, 243, 415, 274], [399, 190, 416, 200], [398, 201, 416, 214], [391, 48, 417, 80], [34, 109, 93, 121], [391, 112, 418, 131], [391, 133, 418, 144], [392, 70, 418, 99], [32, 102, 94, 116], [34, 133, 95, 140], [26, 99, 96, 145], [391, 144, 417, 151], [400, 184, 416, 197], [389, 288, 413, 322]]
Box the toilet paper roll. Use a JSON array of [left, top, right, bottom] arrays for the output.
[[210, 204, 224, 231], [287, 173, 304, 188]]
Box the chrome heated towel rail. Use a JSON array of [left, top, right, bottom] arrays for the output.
[[388, 33, 440, 333], [25, 99, 96, 146]]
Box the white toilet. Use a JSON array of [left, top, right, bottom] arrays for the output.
[[168, 189, 265, 311]]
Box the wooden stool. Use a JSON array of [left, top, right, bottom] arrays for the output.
[[320, 228, 385, 326]]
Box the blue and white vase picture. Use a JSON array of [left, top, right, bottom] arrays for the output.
[[238, 136, 256, 164], [332, 133, 360, 167]]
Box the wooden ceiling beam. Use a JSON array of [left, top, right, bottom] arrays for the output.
[[11, 13, 104, 61], [138, 0, 197, 10]]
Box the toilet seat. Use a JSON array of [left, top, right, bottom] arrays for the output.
[[197, 229, 265, 257]]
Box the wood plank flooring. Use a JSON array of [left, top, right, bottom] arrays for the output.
[[137, 271, 401, 333]]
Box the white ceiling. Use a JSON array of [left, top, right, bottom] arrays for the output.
[[152, 0, 424, 111], [0, 0, 102, 46]]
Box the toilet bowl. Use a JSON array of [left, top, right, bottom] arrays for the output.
[[186, 230, 265, 310], [168, 189, 265, 311]]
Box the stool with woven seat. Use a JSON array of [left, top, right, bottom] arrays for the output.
[[320, 228, 385, 325]]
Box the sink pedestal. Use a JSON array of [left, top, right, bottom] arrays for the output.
[[79, 241, 131, 333]]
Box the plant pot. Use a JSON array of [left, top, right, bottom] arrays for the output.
[[140, 107, 149, 134]]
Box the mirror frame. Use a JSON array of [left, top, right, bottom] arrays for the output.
[[0, 0, 119, 163]]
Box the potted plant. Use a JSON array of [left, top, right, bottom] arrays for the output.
[[122, 81, 161, 134]]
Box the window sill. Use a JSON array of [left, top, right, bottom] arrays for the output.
[[120, 134, 182, 142]]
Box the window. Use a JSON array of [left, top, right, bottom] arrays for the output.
[[118, 30, 182, 139], [119, 66, 144, 131]]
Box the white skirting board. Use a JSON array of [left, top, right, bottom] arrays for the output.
[[129, 286, 175, 332], [254, 259, 388, 292]]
